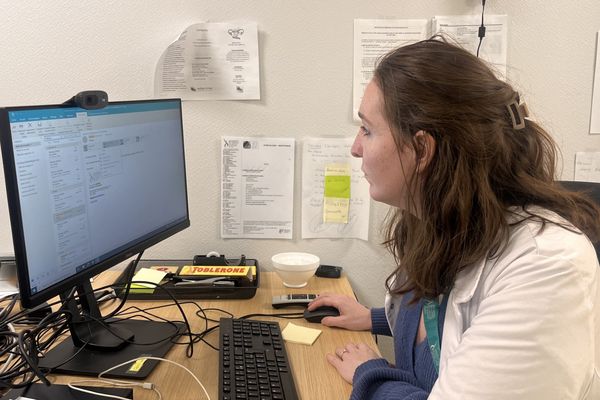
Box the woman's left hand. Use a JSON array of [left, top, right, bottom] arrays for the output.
[[327, 342, 380, 383]]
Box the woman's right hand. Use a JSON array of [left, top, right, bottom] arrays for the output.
[[307, 292, 372, 331]]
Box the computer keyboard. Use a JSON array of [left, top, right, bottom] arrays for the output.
[[219, 317, 299, 400]]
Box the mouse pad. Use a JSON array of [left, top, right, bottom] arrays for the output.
[[0, 383, 133, 400]]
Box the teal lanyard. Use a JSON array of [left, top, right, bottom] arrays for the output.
[[423, 297, 442, 374]]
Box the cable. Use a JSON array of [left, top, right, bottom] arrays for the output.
[[476, 0, 486, 57], [240, 312, 304, 320], [0, 323, 16, 374], [17, 329, 50, 386], [103, 252, 144, 320], [76, 312, 180, 347], [0, 294, 18, 324], [109, 279, 195, 356], [0, 268, 303, 392], [67, 381, 157, 400], [0, 262, 191, 390], [69, 356, 211, 400], [0, 306, 74, 389], [0, 263, 198, 391]]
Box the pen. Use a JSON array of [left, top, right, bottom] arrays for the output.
[[174, 277, 235, 287]]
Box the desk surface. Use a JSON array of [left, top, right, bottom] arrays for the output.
[[51, 271, 379, 399]]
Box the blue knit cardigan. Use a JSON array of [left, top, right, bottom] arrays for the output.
[[350, 293, 447, 399]]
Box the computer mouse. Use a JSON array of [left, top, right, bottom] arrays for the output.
[[303, 306, 340, 323]]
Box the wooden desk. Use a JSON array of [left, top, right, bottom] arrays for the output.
[[51, 271, 379, 399]]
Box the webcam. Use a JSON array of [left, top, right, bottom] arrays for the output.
[[64, 90, 108, 110]]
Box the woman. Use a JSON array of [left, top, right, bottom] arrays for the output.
[[308, 37, 600, 399]]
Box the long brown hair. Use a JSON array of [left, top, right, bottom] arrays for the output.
[[375, 36, 600, 300]]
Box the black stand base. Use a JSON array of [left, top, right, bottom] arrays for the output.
[[39, 319, 184, 379]]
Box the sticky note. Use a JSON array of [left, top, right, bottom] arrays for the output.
[[130, 267, 167, 293], [281, 322, 322, 345], [323, 163, 351, 223], [324, 175, 351, 198], [127, 357, 148, 372]]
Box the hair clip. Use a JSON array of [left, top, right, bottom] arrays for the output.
[[506, 99, 530, 130]]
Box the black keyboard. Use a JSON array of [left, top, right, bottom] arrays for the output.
[[219, 318, 299, 400]]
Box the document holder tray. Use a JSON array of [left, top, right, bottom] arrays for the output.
[[113, 258, 259, 300]]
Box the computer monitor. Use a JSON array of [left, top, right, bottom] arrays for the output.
[[0, 98, 190, 378]]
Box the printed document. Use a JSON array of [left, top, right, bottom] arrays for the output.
[[221, 137, 294, 239], [353, 19, 429, 121], [155, 22, 260, 100], [432, 15, 508, 77], [302, 137, 370, 240], [590, 31, 600, 134]]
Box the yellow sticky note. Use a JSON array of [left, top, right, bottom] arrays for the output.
[[323, 197, 350, 223], [127, 358, 147, 372], [281, 322, 322, 345], [130, 268, 167, 293]]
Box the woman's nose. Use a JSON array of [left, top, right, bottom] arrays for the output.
[[351, 133, 362, 158]]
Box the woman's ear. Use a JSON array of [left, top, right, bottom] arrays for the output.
[[414, 130, 436, 173]]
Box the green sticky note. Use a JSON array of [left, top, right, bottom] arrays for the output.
[[324, 175, 351, 198], [129, 284, 156, 294]]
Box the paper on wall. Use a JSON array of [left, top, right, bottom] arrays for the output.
[[302, 137, 370, 240], [353, 19, 429, 121], [432, 14, 508, 77], [574, 152, 600, 183], [590, 31, 600, 135], [221, 137, 294, 239], [155, 21, 260, 100]]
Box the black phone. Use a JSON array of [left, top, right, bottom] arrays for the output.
[[315, 264, 342, 278]]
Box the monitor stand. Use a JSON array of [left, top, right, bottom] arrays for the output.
[[39, 281, 184, 379]]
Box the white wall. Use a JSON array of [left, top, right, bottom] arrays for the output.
[[1, 1, 599, 357]]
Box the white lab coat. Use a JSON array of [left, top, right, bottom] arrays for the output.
[[384, 208, 600, 399]]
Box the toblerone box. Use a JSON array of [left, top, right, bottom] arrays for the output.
[[177, 265, 256, 281]]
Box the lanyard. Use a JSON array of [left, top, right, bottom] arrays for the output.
[[423, 296, 443, 374]]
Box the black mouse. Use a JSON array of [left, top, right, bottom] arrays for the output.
[[303, 306, 340, 323]]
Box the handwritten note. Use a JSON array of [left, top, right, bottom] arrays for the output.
[[575, 152, 600, 183], [302, 137, 370, 240], [323, 164, 351, 223]]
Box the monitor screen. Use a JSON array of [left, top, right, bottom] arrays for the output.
[[0, 98, 190, 378], [1, 99, 189, 308]]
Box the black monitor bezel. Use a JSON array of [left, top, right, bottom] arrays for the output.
[[0, 98, 190, 309]]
